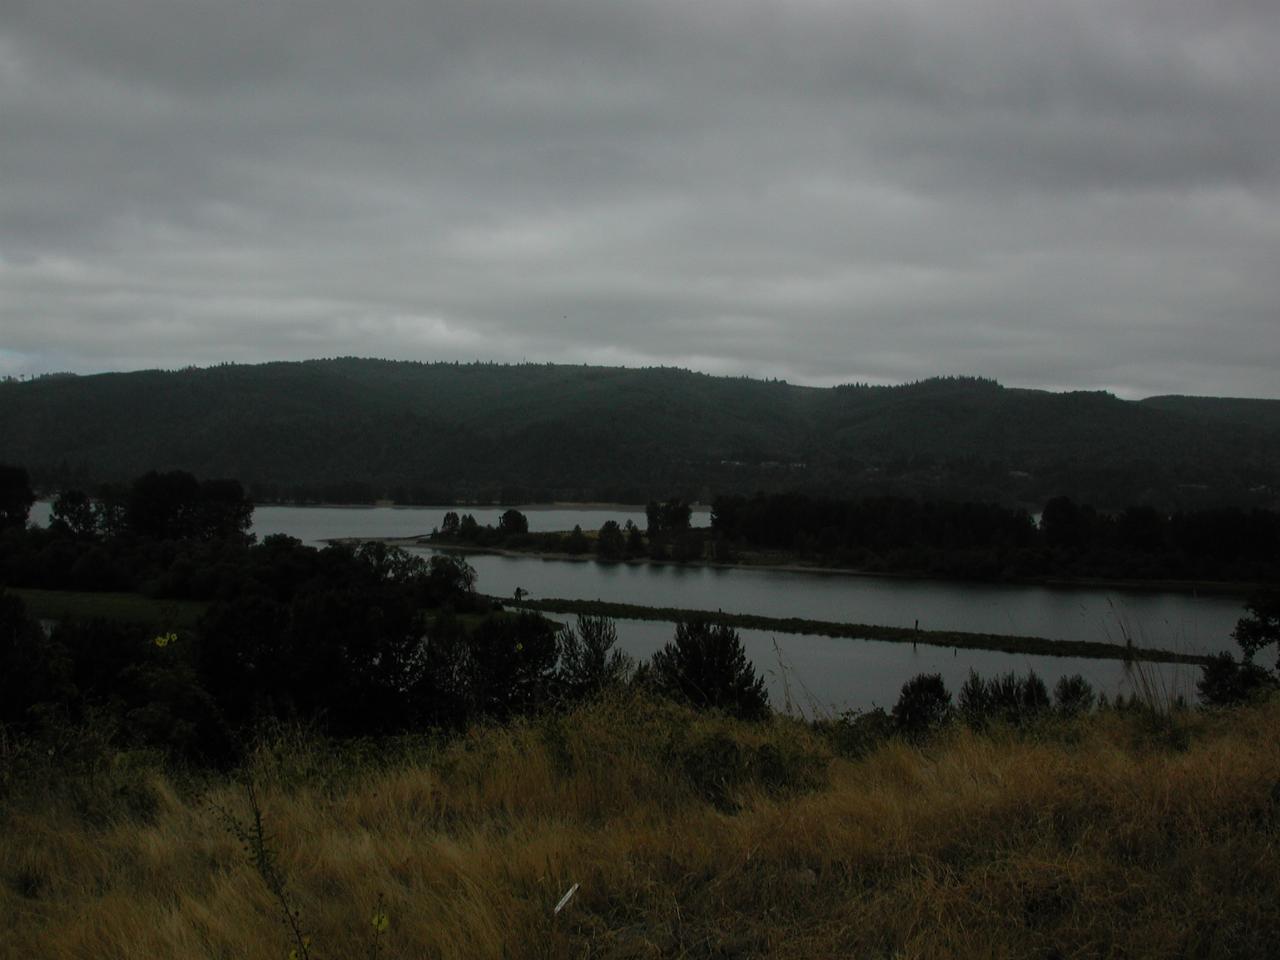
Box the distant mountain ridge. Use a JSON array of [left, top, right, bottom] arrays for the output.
[[1, 359, 1277, 508]]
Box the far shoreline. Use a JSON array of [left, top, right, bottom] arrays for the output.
[[326, 534, 1263, 598]]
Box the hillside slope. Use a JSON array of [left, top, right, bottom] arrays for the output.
[[2, 360, 1278, 506], [4, 696, 1280, 959]]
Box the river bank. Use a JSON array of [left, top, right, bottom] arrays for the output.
[[332, 534, 1263, 598], [498, 595, 1208, 664]]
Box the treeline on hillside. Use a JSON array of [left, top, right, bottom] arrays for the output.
[[5, 360, 1280, 509], [710, 493, 1280, 582]]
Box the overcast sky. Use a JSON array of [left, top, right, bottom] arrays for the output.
[[3, 0, 1278, 398]]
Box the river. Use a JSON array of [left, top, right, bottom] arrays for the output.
[[27, 501, 1247, 711]]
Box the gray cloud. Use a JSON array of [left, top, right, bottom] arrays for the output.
[[2, 0, 1279, 397]]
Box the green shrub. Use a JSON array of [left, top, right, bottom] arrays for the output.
[[650, 620, 769, 721], [892, 673, 951, 739]]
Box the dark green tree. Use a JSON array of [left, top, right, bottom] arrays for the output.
[[564, 524, 589, 555], [892, 673, 952, 739], [458, 513, 480, 540], [0, 463, 35, 529], [498, 508, 529, 536], [661, 498, 692, 532], [1197, 652, 1278, 707], [467, 612, 560, 718], [440, 511, 461, 538], [1233, 591, 1280, 673], [50, 489, 99, 538], [557, 615, 633, 699], [649, 620, 769, 720], [0, 591, 67, 726], [196, 478, 254, 542], [1053, 674, 1097, 715], [596, 520, 625, 561], [624, 519, 645, 556], [127, 470, 202, 539]]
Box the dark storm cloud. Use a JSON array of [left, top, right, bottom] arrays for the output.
[[2, 0, 1278, 397]]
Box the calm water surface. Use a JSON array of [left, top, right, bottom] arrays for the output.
[[542, 613, 1201, 715], [28, 501, 1242, 710], [436, 550, 1240, 654]]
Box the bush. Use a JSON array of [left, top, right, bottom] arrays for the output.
[[959, 670, 1053, 727], [676, 728, 827, 811], [649, 620, 770, 720], [1197, 652, 1279, 707], [557, 615, 633, 701], [1054, 674, 1097, 715], [823, 706, 896, 758], [892, 673, 951, 739], [467, 612, 560, 719]]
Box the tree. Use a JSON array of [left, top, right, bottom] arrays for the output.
[[50, 489, 99, 538], [624, 519, 644, 556], [596, 520, 625, 561], [649, 620, 769, 720], [1197, 651, 1278, 707], [1233, 591, 1280, 673], [127, 470, 202, 539], [467, 612, 560, 718], [498, 508, 529, 536], [557, 615, 633, 699], [458, 513, 480, 540], [892, 673, 952, 739], [425, 554, 478, 606], [661, 498, 692, 532], [1053, 674, 1096, 715], [0, 464, 35, 529], [124, 471, 252, 542], [440, 511, 461, 538], [645, 500, 662, 538], [564, 524, 589, 555], [0, 591, 65, 725], [1040, 496, 1084, 549], [196, 478, 254, 542]]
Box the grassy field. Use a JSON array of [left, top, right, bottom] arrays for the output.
[[3, 694, 1278, 959], [10, 588, 208, 627], [503, 596, 1209, 664]]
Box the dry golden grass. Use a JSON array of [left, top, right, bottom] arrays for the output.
[[3, 696, 1280, 959]]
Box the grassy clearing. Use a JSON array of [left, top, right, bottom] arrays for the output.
[[504, 596, 1208, 664], [11, 588, 208, 627], [4, 695, 1279, 958]]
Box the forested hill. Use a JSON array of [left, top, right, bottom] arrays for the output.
[[2, 360, 1278, 508]]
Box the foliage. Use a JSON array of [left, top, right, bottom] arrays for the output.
[[497, 508, 528, 536], [892, 673, 952, 738], [50, 488, 97, 538], [822, 706, 896, 758], [1197, 652, 1279, 707], [556, 614, 634, 699], [465, 612, 560, 720], [1053, 673, 1097, 715], [0, 590, 67, 726], [4, 361, 1280, 507], [0, 463, 35, 528], [1232, 590, 1280, 672], [1197, 588, 1280, 706], [710, 490, 1280, 582], [126, 470, 254, 542], [595, 520, 626, 561], [649, 620, 770, 720]]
